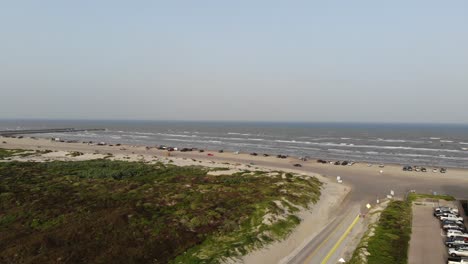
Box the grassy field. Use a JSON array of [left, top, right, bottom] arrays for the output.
[[348, 200, 412, 264], [0, 160, 322, 264]]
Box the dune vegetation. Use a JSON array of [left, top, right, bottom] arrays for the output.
[[0, 159, 321, 264]]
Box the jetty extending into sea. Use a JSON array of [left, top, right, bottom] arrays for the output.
[[0, 128, 104, 136]]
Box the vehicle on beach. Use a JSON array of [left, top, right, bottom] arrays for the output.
[[403, 165, 412, 171], [317, 159, 327, 164], [341, 161, 348, 166], [207, 153, 214, 156], [379, 163, 385, 168], [334, 161, 341, 165], [293, 164, 302, 167], [263, 154, 269, 157], [218, 150, 224, 153], [433, 168, 439, 173], [250, 152, 258, 156], [199, 149, 204, 153], [449, 247, 468, 257], [421, 167, 427, 172], [441, 168, 447, 173]]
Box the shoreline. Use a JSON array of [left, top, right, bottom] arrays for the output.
[[1, 135, 467, 172]]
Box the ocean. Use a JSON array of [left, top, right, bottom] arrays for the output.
[[1, 120, 468, 168]]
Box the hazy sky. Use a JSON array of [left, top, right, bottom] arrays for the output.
[[1, 1, 467, 123]]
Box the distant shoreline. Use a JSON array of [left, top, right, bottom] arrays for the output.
[[2, 135, 468, 172]]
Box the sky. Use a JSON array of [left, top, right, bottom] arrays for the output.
[[1, 1, 467, 124]]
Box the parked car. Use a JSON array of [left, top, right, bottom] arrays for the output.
[[250, 152, 258, 156], [403, 165, 411, 171], [449, 247, 468, 257], [293, 164, 302, 167], [421, 167, 427, 172], [440, 215, 463, 222], [341, 161, 348, 166], [435, 211, 459, 218], [263, 154, 269, 157], [435, 206, 459, 214], [444, 224, 466, 232], [207, 153, 214, 156], [443, 220, 465, 227], [447, 230, 468, 239], [218, 150, 224, 153], [441, 168, 447, 173], [448, 257, 468, 264], [447, 237, 468, 248], [379, 163, 385, 168]]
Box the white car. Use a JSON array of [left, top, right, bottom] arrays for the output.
[[447, 230, 468, 238], [435, 206, 459, 214], [441, 215, 464, 222], [449, 247, 468, 257]]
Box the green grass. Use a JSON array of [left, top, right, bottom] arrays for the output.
[[348, 200, 412, 264], [407, 193, 455, 203], [0, 148, 33, 159], [0, 160, 321, 264]]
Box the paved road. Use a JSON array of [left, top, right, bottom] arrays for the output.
[[287, 201, 361, 264]]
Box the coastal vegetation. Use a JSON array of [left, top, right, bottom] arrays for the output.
[[0, 148, 50, 160], [348, 200, 412, 264], [0, 159, 322, 263]]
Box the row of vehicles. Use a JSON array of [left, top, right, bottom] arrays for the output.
[[403, 165, 447, 173], [434, 206, 468, 263]]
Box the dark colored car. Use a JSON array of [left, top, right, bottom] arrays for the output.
[[250, 152, 258, 156], [441, 168, 447, 173], [293, 164, 302, 167]]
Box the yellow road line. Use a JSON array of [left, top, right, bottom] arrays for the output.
[[302, 211, 354, 264], [320, 214, 360, 264]]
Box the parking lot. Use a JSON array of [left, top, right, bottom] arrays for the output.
[[409, 203, 448, 264]]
